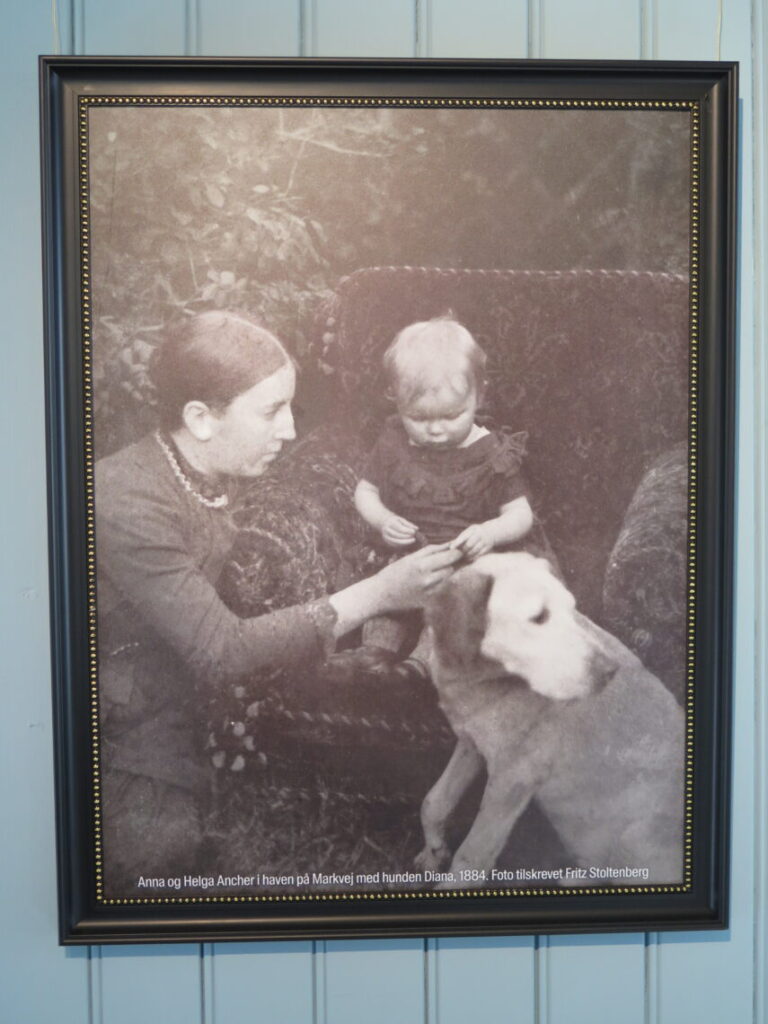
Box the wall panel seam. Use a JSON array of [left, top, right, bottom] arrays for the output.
[[57, 0, 76, 60], [185, 0, 201, 56], [752, 0, 767, 1018], [88, 946, 102, 1024], [640, 0, 658, 59], [201, 943, 214, 1024], [300, 0, 317, 56], [652, 0, 658, 58], [415, 0, 431, 57], [527, 0, 543, 58], [534, 935, 550, 1024], [644, 933, 659, 1024], [640, 13, 656, 1024], [425, 938, 438, 1024], [312, 940, 327, 1024], [51, 0, 62, 54], [73, 0, 84, 55]]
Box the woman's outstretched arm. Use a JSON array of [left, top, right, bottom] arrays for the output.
[[328, 543, 462, 636], [97, 451, 460, 685]]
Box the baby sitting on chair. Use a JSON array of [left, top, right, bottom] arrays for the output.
[[325, 316, 553, 685]]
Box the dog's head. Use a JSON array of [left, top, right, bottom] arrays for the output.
[[426, 552, 616, 701]]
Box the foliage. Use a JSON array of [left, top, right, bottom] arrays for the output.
[[88, 105, 690, 454], [204, 774, 424, 888]]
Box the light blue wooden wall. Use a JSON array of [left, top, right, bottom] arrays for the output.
[[1, 1, 764, 1021]]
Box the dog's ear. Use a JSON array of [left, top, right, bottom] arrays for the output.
[[426, 567, 493, 671]]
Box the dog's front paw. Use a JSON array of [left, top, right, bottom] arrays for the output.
[[415, 844, 451, 873]]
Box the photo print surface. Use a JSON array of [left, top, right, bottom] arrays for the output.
[[85, 99, 693, 904]]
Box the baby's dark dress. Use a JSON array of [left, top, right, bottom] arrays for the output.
[[364, 415, 547, 550], [361, 416, 552, 656]]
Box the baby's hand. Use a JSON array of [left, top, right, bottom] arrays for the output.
[[450, 523, 496, 560], [381, 514, 419, 547]]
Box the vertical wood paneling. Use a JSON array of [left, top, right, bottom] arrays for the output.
[[1, 4, 763, 1024], [321, 940, 425, 1024], [52, 0, 74, 53], [639, 0, 657, 58], [527, 0, 544, 58], [305, 12, 422, 1024], [429, 937, 536, 1024], [537, 5, 651, 1022], [209, 942, 315, 1023], [98, 946, 204, 1024], [541, 0, 640, 58], [656, 1, 755, 1018], [0, 1, 91, 1022], [428, 0, 528, 58], [416, 4, 536, 1015], [199, 0, 299, 57], [645, 936, 661, 1024], [547, 935, 647, 1024], [658, 931, 751, 1024], [80, 4, 208, 1021], [196, 0, 308, 1014], [754, 0, 768, 1021], [654, 0, 720, 60], [82, 0, 187, 54], [197, 0, 307, 1010], [312, 0, 414, 56]]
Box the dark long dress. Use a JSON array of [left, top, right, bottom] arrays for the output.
[[95, 432, 335, 894]]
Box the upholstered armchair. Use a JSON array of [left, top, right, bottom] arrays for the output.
[[210, 266, 689, 805]]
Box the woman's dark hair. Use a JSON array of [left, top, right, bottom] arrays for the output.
[[153, 311, 290, 430]]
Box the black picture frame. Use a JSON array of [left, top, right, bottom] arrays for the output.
[[40, 56, 737, 945]]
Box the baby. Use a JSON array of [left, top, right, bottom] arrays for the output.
[[328, 316, 544, 684]]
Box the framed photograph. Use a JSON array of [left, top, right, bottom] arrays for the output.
[[40, 57, 737, 944]]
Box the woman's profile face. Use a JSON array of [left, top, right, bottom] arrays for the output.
[[206, 361, 296, 477]]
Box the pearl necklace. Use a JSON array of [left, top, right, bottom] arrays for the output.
[[154, 431, 229, 509]]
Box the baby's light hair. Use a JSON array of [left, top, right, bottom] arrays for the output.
[[383, 317, 487, 407]]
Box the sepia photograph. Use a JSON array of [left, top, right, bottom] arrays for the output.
[[40, 57, 736, 941], [87, 98, 691, 900]]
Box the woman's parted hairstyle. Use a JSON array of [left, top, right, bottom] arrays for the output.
[[382, 316, 487, 407], [153, 311, 291, 430]]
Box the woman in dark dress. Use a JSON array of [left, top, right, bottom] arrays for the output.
[[95, 311, 460, 895]]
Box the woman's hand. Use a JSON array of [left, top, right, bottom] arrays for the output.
[[373, 543, 463, 611], [328, 545, 461, 638]]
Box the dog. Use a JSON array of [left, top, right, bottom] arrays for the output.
[[415, 552, 685, 888]]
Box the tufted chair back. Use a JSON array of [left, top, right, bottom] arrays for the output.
[[318, 266, 690, 620], [212, 266, 691, 809]]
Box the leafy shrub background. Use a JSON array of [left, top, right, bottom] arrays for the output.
[[89, 105, 689, 455]]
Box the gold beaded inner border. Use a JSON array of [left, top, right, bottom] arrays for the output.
[[78, 94, 699, 906]]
